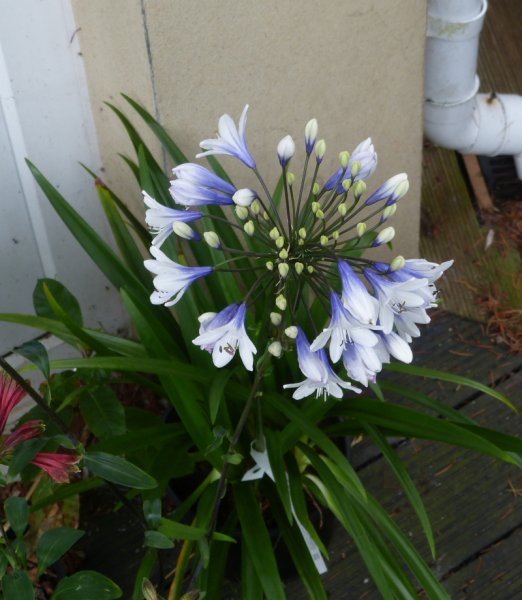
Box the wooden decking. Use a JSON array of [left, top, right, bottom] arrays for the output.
[[286, 311, 522, 599]]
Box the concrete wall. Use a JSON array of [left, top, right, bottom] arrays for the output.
[[72, 0, 426, 258]]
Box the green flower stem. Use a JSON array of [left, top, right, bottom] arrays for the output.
[[295, 154, 310, 223], [204, 352, 271, 547], [252, 167, 287, 236]]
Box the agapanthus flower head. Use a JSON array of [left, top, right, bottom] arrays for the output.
[[0, 372, 27, 433], [197, 105, 256, 169], [142, 105, 452, 400], [31, 452, 81, 484]]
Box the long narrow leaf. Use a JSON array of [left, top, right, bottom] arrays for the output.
[[363, 423, 436, 558], [385, 363, 516, 412]]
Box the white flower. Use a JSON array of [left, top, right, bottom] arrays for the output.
[[338, 261, 380, 326], [144, 246, 212, 307], [197, 105, 256, 169], [192, 303, 257, 370], [143, 191, 201, 248]]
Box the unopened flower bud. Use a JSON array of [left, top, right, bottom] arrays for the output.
[[351, 160, 361, 178], [298, 227, 307, 239], [277, 135, 295, 167], [266, 261, 274, 271], [275, 236, 285, 249], [353, 180, 367, 198], [305, 118, 318, 154], [320, 235, 329, 246], [298, 238, 305, 246], [332, 230, 340, 240], [278, 263, 290, 278], [173, 221, 197, 240], [203, 231, 221, 249], [382, 203, 397, 221], [315, 209, 325, 220], [374, 226, 396, 246], [263, 211, 270, 221], [250, 199, 261, 215], [366, 173, 409, 206], [270, 312, 282, 326], [338, 203, 348, 217], [294, 262, 304, 274], [244, 220, 255, 236], [315, 139, 326, 162], [269, 227, 280, 240], [276, 295, 287, 310], [342, 178, 352, 192], [233, 188, 257, 207], [312, 182, 320, 195], [279, 248, 288, 259], [235, 206, 249, 220], [286, 172, 295, 186], [356, 222, 367, 237], [311, 201, 319, 214], [268, 341, 283, 357], [391, 179, 410, 204], [142, 579, 158, 600], [285, 326, 298, 339], [307, 265, 314, 274], [339, 151, 350, 167], [390, 255, 405, 271]]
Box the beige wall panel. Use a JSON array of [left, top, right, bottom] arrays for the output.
[[71, 0, 162, 204], [74, 0, 426, 257]]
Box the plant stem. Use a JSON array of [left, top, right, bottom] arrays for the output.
[[204, 353, 269, 543]]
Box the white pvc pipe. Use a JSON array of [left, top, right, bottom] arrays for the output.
[[424, 0, 522, 179]]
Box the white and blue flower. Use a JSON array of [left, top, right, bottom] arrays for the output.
[[197, 104, 256, 169], [193, 303, 257, 370], [144, 246, 212, 307], [143, 191, 202, 247], [284, 329, 361, 400]]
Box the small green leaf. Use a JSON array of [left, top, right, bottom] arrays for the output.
[[52, 570, 122, 599], [79, 387, 126, 439], [37, 527, 84, 575], [4, 497, 29, 538], [33, 279, 82, 325], [2, 570, 34, 599], [15, 340, 50, 379], [144, 530, 174, 549], [84, 452, 157, 490]]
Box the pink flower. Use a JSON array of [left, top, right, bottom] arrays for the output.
[[31, 453, 81, 483], [0, 373, 27, 433], [4, 420, 45, 450]]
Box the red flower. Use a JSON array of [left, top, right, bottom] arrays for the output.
[[0, 373, 26, 433], [31, 453, 81, 483], [4, 420, 45, 450]]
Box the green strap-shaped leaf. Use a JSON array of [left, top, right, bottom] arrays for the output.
[[233, 484, 286, 600], [265, 430, 293, 523], [362, 423, 436, 558], [79, 387, 126, 439], [37, 527, 84, 575], [384, 362, 517, 412], [33, 278, 83, 325]]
